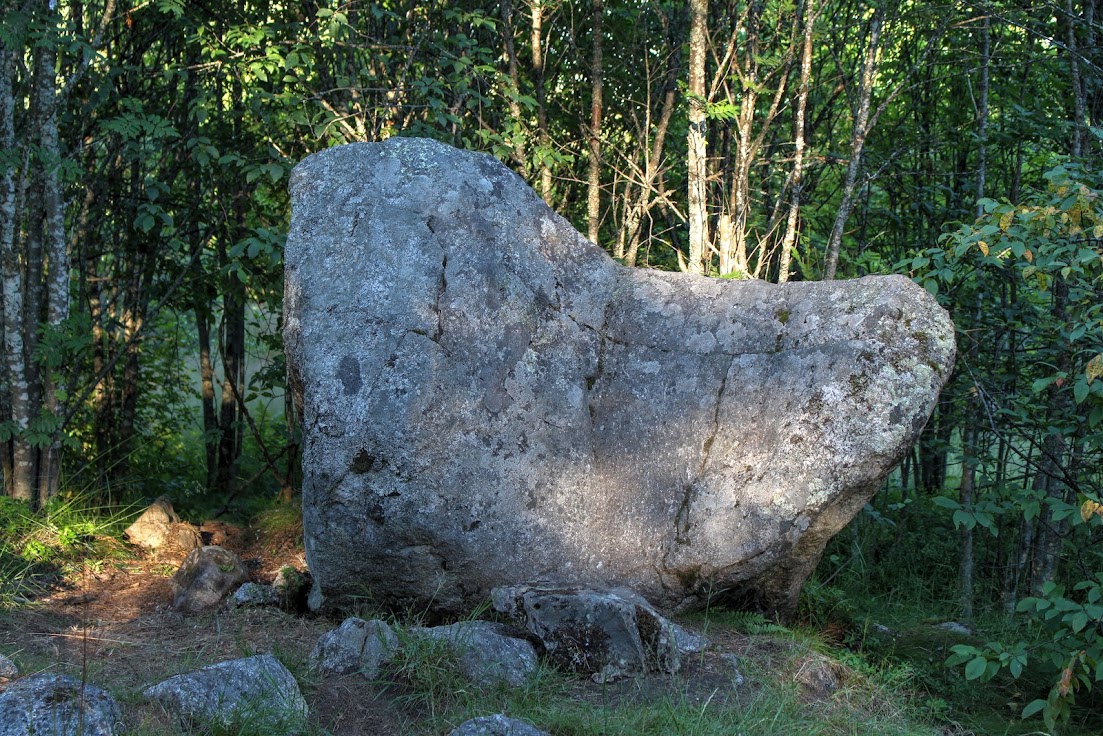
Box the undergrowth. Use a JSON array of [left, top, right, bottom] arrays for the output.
[[0, 493, 133, 607]]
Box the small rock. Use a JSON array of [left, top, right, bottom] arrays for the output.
[[230, 582, 279, 608], [124, 497, 201, 556], [310, 618, 399, 677], [143, 654, 307, 729], [170, 546, 249, 613], [0, 673, 121, 736], [411, 621, 538, 687], [793, 654, 839, 699], [935, 621, 974, 636], [493, 586, 683, 676], [873, 623, 893, 635], [0, 653, 17, 680], [447, 714, 550, 736], [721, 653, 745, 687]]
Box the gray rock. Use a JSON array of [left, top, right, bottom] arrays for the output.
[[722, 653, 746, 687], [0, 674, 121, 736], [124, 497, 201, 555], [285, 138, 955, 620], [310, 617, 399, 677], [231, 582, 279, 608], [169, 546, 249, 613], [935, 621, 974, 636], [0, 653, 17, 679], [411, 621, 538, 687], [493, 586, 684, 677], [447, 714, 549, 736], [143, 654, 307, 729]]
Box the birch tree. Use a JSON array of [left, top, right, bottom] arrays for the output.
[[1, 0, 74, 508], [686, 0, 709, 274]]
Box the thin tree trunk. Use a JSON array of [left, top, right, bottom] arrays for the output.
[[0, 41, 31, 501], [975, 9, 990, 217], [779, 0, 817, 283], [216, 269, 246, 496], [958, 423, 978, 620], [1031, 280, 1071, 593], [196, 293, 219, 490], [37, 3, 67, 505], [686, 0, 709, 275], [499, 0, 528, 170], [587, 0, 603, 245], [1065, 0, 1086, 157], [823, 8, 882, 281], [531, 0, 552, 200]]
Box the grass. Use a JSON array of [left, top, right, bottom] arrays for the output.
[[0, 492, 134, 607]]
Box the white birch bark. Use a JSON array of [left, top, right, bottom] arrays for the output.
[[823, 9, 882, 281], [686, 0, 709, 275], [778, 0, 817, 283], [0, 40, 33, 502]]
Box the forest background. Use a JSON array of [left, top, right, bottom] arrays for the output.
[[1, 0, 1102, 731]]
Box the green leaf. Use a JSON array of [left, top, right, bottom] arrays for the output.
[[1069, 611, 1090, 633], [1074, 378, 1090, 404], [1022, 699, 1047, 718], [932, 496, 961, 510], [953, 510, 976, 530], [965, 656, 988, 680]]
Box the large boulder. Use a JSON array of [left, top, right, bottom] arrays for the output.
[[284, 138, 955, 619]]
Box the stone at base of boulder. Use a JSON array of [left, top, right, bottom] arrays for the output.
[[310, 618, 399, 677], [143, 654, 307, 729], [447, 714, 550, 736], [170, 546, 249, 613], [0, 673, 121, 736], [492, 586, 707, 677], [410, 621, 539, 687]]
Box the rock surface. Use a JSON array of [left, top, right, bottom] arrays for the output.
[[0, 653, 17, 680], [492, 586, 696, 679], [448, 714, 550, 736], [0, 673, 121, 736], [285, 138, 956, 619], [169, 546, 249, 613], [143, 654, 307, 728], [310, 617, 399, 677], [231, 582, 280, 608], [411, 621, 539, 687], [124, 497, 201, 556]]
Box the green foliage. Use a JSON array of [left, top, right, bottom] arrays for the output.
[[0, 493, 131, 606]]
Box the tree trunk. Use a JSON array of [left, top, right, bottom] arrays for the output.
[[587, 0, 603, 245], [975, 8, 990, 217], [1065, 0, 1086, 157], [499, 0, 528, 170], [823, 8, 882, 281], [531, 0, 552, 201], [196, 291, 219, 490], [215, 265, 246, 496], [778, 0, 817, 284], [958, 422, 978, 620], [686, 0, 709, 275], [0, 40, 31, 501]]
